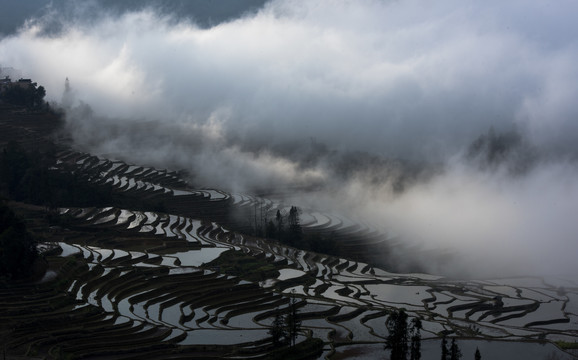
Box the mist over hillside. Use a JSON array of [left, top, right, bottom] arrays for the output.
[[2, 0, 578, 277]]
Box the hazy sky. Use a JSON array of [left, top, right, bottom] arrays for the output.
[[1, 0, 578, 276]]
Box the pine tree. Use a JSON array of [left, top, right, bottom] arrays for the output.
[[266, 219, 277, 239], [410, 317, 422, 360], [385, 309, 409, 360], [269, 312, 287, 346], [276, 209, 283, 241], [286, 295, 301, 347], [474, 347, 481, 360], [287, 206, 302, 246], [441, 336, 449, 360], [450, 338, 462, 360]]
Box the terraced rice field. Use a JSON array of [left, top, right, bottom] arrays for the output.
[[1, 113, 577, 359], [6, 195, 578, 358]]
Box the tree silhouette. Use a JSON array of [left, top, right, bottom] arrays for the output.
[[287, 206, 303, 246], [385, 309, 409, 360], [474, 347, 481, 360], [410, 317, 422, 360], [266, 219, 277, 239], [0, 81, 46, 108], [276, 209, 283, 241], [441, 336, 448, 360], [0, 203, 38, 279], [286, 295, 301, 347], [269, 311, 288, 346], [450, 338, 462, 360]]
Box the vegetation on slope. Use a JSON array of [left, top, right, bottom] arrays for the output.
[[0, 80, 46, 109], [0, 202, 38, 279], [204, 249, 280, 282], [0, 141, 114, 208]]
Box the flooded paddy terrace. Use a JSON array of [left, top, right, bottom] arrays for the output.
[[2, 149, 576, 359]]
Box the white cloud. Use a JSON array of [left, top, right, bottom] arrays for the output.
[[2, 0, 576, 156]]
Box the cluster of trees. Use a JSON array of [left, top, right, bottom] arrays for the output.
[[253, 205, 303, 246], [254, 205, 341, 255], [385, 309, 482, 360], [260, 206, 303, 246], [385, 309, 422, 360], [0, 203, 38, 279], [269, 296, 302, 348], [203, 249, 279, 282], [0, 80, 46, 109], [440, 336, 462, 360]]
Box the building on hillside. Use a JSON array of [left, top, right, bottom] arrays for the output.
[[0, 78, 38, 95], [0, 76, 11, 95], [14, 78, 34, 89]]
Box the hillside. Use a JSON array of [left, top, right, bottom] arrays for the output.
[[0, 103, 577, 359]]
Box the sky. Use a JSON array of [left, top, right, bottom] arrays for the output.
[[1, 0, 578, 277]]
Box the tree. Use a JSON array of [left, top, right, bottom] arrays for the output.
[[286, 295, 302, 347], [410, 317, 422, 360], [0, 141, 32, 198], [385, 309, 409, 360], [276, 209, 283, 241], [0, 142, 113, 207], [266, 219, 277, 239], [474, 347, 481, 360], [259, 201, 272, 237], [269, 311, 288, 346], [0, 203, 38, 279], [450, 338, 462, 360], [35, 85, 46, 106], [287, 206, 303, 246], [0, 81, 46, 108], [441, 336, 448, 360], [253, 201, 259, 236]]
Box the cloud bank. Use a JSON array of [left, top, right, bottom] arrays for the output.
[[1, 0, 578, 276]]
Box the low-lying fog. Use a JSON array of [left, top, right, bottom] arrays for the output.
[[2, 0, 578, 277]]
